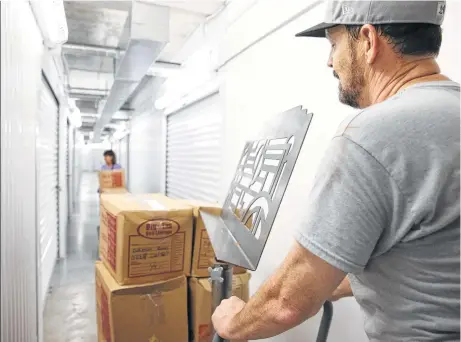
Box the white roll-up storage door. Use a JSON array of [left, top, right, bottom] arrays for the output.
[[127, 76, 162, 194], [73, 131, 82, 202], [67, 123, 74, 216], [129, 114, 162, 194], [1, 2, 43, 339], [58, 106, 68, 258], [37, 77, 59, 308], [166, 93, 223, 202]]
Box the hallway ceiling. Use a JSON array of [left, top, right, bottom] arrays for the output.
[[63, 0, 226, 140], [64, 1, 129, 48]]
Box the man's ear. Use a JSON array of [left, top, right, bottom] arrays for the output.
[[359, 24, 379, 64]]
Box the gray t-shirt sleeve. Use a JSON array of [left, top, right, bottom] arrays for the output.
[[294, 136, 396, 274]]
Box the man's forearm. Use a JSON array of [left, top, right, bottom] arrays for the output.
[[227, 273, 308, 340], [212, 242, 345, 340], [222, 242, 344, 340]]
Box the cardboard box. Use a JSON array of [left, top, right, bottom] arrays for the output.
[[188, 273, 251, 342], [175, 200, 220, 278], [99, 169, 126, 190], [175, 200, 248, 277], [95, 261, 189, 342], [99, 193, 193, 285]]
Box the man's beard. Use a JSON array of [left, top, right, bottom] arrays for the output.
[[338, 81, 361, 108], [334, 56, 364, 109]]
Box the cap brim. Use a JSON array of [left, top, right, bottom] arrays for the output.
[[295, 22, 337, 38]]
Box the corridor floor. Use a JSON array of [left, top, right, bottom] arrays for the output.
[[44, 173, 99, 342]]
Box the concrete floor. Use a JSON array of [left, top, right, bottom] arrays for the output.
[[44, 173, 99, 342]]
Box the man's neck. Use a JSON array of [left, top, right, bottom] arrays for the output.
[[366, 58, 449, 106]]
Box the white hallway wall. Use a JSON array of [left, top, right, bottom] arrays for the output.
[[223, 1, 460, 341], [220, 2, 364, 341], [79, 142, 112, 172], [165, 0, 461, 341]]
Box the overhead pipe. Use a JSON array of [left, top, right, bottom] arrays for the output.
[[62, 52, 71, 89], [62, 43, 122, 58], [68, 87, 110, 97], [92, 1, 170, 142], [146, 61, 181, 77]]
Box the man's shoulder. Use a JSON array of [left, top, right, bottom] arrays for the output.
[[333, 100, 402, 151], [334, 88, 459, 151]]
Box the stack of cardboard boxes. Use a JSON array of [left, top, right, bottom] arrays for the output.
[[96, 192, 192, 342], [96, 170, 250, 342], [178, 200, 251, 342]]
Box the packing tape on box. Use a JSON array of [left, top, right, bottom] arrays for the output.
[[149, 335, 160, 342], [144, 200, 167, 211], [143, 292, 166, 325]]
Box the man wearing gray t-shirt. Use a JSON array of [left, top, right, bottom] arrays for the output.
[[212, 1, 460, 341]]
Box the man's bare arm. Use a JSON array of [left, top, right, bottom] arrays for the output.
[[329, 276, 353, 302], [212, 241, 346, 340]]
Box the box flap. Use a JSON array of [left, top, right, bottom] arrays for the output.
[[95, 261, 186, 295], [197, 272, 251, 293], [197, 277, 213, 292], [100, 193, 193, 216], [100, 188, 129, 194], [173, 198, 222, 217], [233, 272, 251, 286]]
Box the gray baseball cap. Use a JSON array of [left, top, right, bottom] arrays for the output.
[[296, 0, 446, 38]]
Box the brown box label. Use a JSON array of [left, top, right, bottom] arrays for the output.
[[198, 230, 215, 269], [100, 284, 112, 342], [105, 211, 117, 272], [99, 170, 125, 190], [111, 172, 123, 187], [128, 219, 186, 278]]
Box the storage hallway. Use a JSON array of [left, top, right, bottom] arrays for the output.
[[1, 1, 460, 342]]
